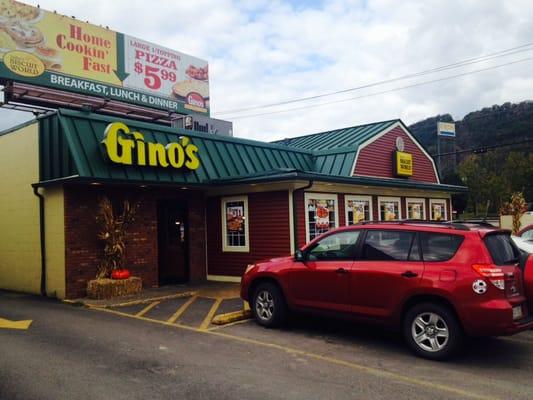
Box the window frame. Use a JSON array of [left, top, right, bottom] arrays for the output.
[[377, 196, 402, 221], [429, 198, 448, 221], [221, 195, 250, 252], [406, 197, 427, 220], [345, 195, 373, 225], [304, 192, 339, 244]]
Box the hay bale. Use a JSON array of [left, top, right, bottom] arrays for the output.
[[87, 277, 142, 299]]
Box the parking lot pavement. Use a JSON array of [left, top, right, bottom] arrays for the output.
[[214, 315, 533, 400], [3, 290, 533, 400], [97, 301, 533, 400], [104, 294, 246, 330]]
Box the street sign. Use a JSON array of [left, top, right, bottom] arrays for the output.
[[437, 122, 456, 137]]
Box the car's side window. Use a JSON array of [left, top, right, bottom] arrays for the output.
[[420, 232, 464, 261], [522, 229, 533, 241], [361, 230, 416, 261], [307, 231, 361, 261]]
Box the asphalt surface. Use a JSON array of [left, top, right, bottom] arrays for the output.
[[1, 291, 533, 400]]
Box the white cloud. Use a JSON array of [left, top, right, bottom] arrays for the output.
[[1, 0, 532, 141]]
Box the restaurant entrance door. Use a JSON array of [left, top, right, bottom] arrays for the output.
[[157, 201, 189, 285]]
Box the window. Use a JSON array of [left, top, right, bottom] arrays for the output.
[[406, 198, 426, 220], [307, 230, 361, 261], [222, 196, 249, 252], [484, 233, 519, 265], [420, 232, 463, 261], [361, 230, 418, 261], [521, 228, 533, 241], [430, 199, 448, 221], [345, 195, 372, 225], [378, 197, 401, 221], [304, 193, 339, 242]]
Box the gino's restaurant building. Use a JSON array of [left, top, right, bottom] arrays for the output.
[[0, 109, 466, 299]]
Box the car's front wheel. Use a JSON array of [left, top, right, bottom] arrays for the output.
[[403, 302, 463, 360], [252, 282, 287, 328]]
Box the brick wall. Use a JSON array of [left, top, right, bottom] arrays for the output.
[[63, 185, 206, 299]]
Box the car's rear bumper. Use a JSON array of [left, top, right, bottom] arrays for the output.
[[463, 299, 533, 336]]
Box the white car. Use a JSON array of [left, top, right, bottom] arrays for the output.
[[512, 224, 533, 254]]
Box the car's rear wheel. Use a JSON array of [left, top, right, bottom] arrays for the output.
[[252, 282, 287, 328], [403, 302, 463, 360]]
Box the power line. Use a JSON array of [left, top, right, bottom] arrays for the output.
[[222, 56, 533, 120], [432, 138, 533, 157], [213, 41, 533, 116]]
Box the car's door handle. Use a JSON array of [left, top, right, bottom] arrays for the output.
[[336, 268, 349, 274], [401, 271, 418, 278]]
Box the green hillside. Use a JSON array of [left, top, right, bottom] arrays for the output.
[[409, 101, 533, 156], [408, 101, 533, 215]]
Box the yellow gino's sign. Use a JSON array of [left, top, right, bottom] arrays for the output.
[[394, 151, 413, 177], [101, 122, 200, 170]]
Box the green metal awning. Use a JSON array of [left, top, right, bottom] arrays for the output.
[[39, 109, 313, 185], [36, 109, 467, 193]]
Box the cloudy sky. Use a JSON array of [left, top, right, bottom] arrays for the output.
[[2, 0, 533, 141]]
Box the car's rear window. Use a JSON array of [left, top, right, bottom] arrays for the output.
[[420, 232, 464, 262], [484, 233, 520, 265]]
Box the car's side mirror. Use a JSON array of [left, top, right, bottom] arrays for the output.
[[295, 250, 305, 262]]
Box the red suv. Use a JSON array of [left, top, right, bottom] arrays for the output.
[[241, 221, 533, 360]]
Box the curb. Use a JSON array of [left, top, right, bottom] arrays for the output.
[[62, 291, 198, 309], [211, 309, 252, 325]]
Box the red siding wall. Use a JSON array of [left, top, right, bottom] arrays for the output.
[[207, 191, 291, 276], [354, 126, 439, 183], [64, 185, 207, 299]]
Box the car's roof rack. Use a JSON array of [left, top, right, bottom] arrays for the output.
[[451, 219, 496, 228], [355, 219, 491, 231]]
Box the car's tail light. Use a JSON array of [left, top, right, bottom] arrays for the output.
[[472, 264, 505, 290]]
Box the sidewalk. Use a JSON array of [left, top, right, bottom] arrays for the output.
[[67, 281, 242, 308]]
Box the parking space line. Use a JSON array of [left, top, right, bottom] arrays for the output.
[[93, 306, 499, 400], [166, 296, 197, 324], [135, 301, 160, 317], [199, 298, 222, 330]]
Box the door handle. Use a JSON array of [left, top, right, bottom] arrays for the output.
[[336, 268, 349, 274], [401, 271, 418, 278]]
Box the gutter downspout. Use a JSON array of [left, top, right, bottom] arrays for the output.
[[292, 180, 313, 253], [33, 186, 46, 297]]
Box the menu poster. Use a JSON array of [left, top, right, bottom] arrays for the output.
[[226, 204, 244, 233]]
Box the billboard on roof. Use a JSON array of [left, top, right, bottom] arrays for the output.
[[0, 0, 209, 114]]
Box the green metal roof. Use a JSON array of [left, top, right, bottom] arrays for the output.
[[35, 110, 465, 193], [273, 120, 398, 151], [272, 120, 399, 175], [39, 109, 313, 185]]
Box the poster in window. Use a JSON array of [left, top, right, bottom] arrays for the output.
[[432, 203, 445, 221], [408, 202, 423, 219], [384, 202, 397, 221], [347, 200, 369, 223], [226, 204, 244, 232], [307, 198, 336, 240]]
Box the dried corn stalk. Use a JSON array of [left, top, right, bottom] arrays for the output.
[[96, 196, 139, 279], [499, 191, 527, 235]]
